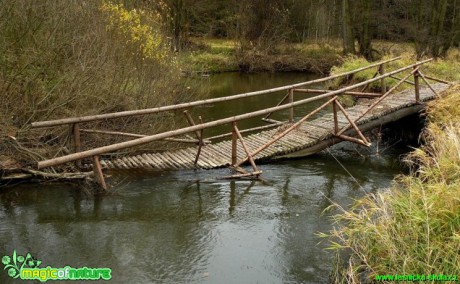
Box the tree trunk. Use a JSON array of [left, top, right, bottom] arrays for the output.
[[342, 0, 355, 54], [429, 0, 448, 57]]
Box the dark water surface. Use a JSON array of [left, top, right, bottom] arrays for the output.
[[0, 72, 406, 283]]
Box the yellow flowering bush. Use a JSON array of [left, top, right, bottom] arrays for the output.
[[100, 1, 171, 64]]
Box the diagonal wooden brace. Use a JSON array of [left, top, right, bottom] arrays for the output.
[[183, 110, 202, 141], [334, 100, 371, 146], [417, 70, 440, 98], [234, 96, 337, 168], [232, 122, 260, 174], [336, 67, 419, 137], [93, 155, 108, 190]]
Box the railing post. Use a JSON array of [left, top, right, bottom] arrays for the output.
[[231, 122, 237, 165], [379, 64, 386, 95], [414, 69, 420, 103], [288, 89, 294, 122], [332, 98, 339, 134], [194, 116, 205, 165], [72, 123, 81, 168]]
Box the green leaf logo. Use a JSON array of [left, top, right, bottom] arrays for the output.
[[2, 250, 41, 279]]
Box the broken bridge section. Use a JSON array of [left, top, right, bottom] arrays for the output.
[[29, 57, 451, 188]]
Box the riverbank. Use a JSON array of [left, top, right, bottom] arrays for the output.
[[178, 38, 342, 74], [325, 83, 460, 283]]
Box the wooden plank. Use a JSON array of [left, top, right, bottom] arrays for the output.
[[206, 144, 230, 163], [132, 155, 151, 169], [141, 153, 159, 169], [184, 148, 208, 168], [196, 147, 220, 168], [157, 153, 179, 169], [175, 149, 197, 168], [202, 146, 229, 166], [149, 153, 169, 169], [126, 156, 140, 168], [162, 152, 183, 169], [169, 151, 191, 168]]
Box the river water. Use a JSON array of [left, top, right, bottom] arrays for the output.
[[0, 73, 407, 283]]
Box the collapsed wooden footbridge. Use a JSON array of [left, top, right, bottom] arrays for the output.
[[29, 57, 450, 189]]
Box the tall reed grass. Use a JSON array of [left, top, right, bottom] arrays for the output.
[[323, 84, 460, 283]]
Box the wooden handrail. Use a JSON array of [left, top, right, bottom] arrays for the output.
[[30, 57, 401, 128], [36, 58, 431, 169]]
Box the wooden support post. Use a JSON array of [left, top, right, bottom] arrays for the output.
[[183, 110, 202, 140], [194, 116, 204, 165], [231, 122, 238, 165], [72, 123, 82, 168], [414, 69, 420, 103], [92, 155, 107, 190], [379, 64, 386, 95], [232, 123, 259, 173], [332, 98, 339, 134], [288, 88, 294, 122]]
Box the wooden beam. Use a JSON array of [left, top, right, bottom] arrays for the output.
[[288, 88, 294, 122], [334, 100, 370, 146], [422, 74, 450, 84], [92, 155, 107, 190], [379, 63, 386, 95], [231, 122, 237, 165], [207, 122, 284, 141], [293, 88, 381, 98], [220, 171, 263, 180], [183, 110, 202, 140], [389, 75, 415, 86], [264, 91, 290, 119], [80, 129, 209, 144], [414, 70, 420, 103], [332, 99, 338, 134], [261, 118, 285, 124], [417, 71, 440, 98], [72, 123, 81, 168], [194, 116, 205, 165], [233, 123, 259, 173]]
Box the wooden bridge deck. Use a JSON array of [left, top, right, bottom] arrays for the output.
[[100, 83, 448, 170]]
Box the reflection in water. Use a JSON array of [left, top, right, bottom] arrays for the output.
[[0, 72, 408, 283], [0, 152, 403, 283]]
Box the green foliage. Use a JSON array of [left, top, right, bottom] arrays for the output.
[[324, 84, 460, 283], [329, 47, 460, 93]]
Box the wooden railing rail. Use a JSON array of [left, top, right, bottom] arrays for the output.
[[36, 58, 433, 170], [30, 57, 401, 129]]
